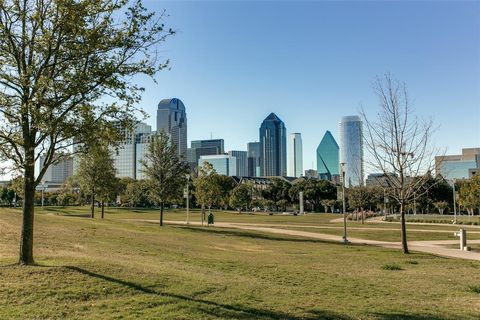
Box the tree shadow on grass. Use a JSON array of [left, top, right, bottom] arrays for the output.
[[370, 313, 452, 320], [174, 225, 368, 247], [65, 266, 350, 320], [40, 207, 91, 218]]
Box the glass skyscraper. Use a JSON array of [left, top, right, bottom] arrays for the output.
[[288, 133, 303, 177], [228, 150, 248, 177], [111, 122, 153, 180], [247, 142, 261, 177], [259, 113, 287, 177], [339, 115, 364, 187], [316, 130, 339, 180], [198, 154, 237, 176], [187, 139, 225, 171], [157, 98, 187, 159]]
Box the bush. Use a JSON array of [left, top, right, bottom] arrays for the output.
[[382, 263, 403, 271], [347, 211, 378, 221], [468, 285, 480, 294]]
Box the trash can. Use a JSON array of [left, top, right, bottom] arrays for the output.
[[208, 212, 214, 226]]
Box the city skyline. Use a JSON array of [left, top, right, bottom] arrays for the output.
[[129, 1, 479, 172]]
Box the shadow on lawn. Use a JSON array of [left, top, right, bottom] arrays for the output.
[[174, 225, 368, 247], [65, 266, 350, 320], [370, 313, 448, 320]]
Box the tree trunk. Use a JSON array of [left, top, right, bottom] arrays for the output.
[[400, 202, 409, 254], [91, 194, 95, 218], [101, 201, 105, 219], [19, 156, 36, 265], [201, 204, 205, 225], [361, 208, 364, 224], [160, 202, 164, 226]]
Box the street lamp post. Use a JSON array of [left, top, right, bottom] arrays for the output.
[[340, 162, 349, 244], [413, 192, 416, 215], [185, 174, 190, 225], [41, 181, 45, 207], [452, 179, 457, 224], [383, 188, 387, 219]]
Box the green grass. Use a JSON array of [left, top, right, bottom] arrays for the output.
[[388, 214, 480, 226], [468, 285, 480, 294], [269, 225, 480, 242], [1, 207, 480, 319], [381, 263, 403, 271]]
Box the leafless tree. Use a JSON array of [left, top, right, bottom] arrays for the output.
[[361, 73, 438, 254]]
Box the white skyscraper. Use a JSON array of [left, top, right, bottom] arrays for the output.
[[110, 122, 152, 180], [288, 133, 303, 177], [339, 115, 364, 187], [39, 155, 73, 183]]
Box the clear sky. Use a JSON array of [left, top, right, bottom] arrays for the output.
[[137, 0, 480, 171]]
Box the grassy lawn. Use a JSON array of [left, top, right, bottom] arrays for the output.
[[389, 214, 480, 226], [269, 225, 480, 242], [1, 206, 480, 319]]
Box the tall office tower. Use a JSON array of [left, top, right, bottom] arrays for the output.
[[316, 130, 340, 181], [339, 115, 364, 187], [287, 133, 303, 177], [259, 113, 287, 177], [228, 150, 248, 177], [188, 139, 225, 170], [111, 122, 153, 179], [39, 155, 73, 183], [134, 133, 155, 180], [157, 98, 187, 159], [247, 142, 261, 177], [198, 155, 237, 176]]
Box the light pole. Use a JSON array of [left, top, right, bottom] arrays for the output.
[[413, 192, 416, 215], [41, 181, 45, 207], [185, 174, 190, 225], [452, 179, 457, 224], [340, 162, 349, 244], [383, 188, 387, 220]]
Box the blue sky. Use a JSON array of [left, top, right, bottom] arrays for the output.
[[137, 0, 480, 171]]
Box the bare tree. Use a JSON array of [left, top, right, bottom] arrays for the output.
[[361, 73, 438, 254]]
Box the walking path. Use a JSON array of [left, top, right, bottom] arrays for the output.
[[133, 219, 480, 261]]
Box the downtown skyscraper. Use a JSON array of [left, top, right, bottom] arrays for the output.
[[247, 142, 261, 177], [259, 113, 287, 177], [339, 115, 364, 187], [288, 133, 303, 177], [316, 131, 339, 181], [157, 98, 187, 159]]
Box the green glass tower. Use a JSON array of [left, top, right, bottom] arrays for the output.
[[316, 131, 339, 180]]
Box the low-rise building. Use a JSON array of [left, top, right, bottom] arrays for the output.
[[198, 154, 237, 176], [435, 148, 480, 180]]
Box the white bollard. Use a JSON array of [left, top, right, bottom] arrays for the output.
[[453, 229, 467, 250], [299, 191, 304, 215]]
